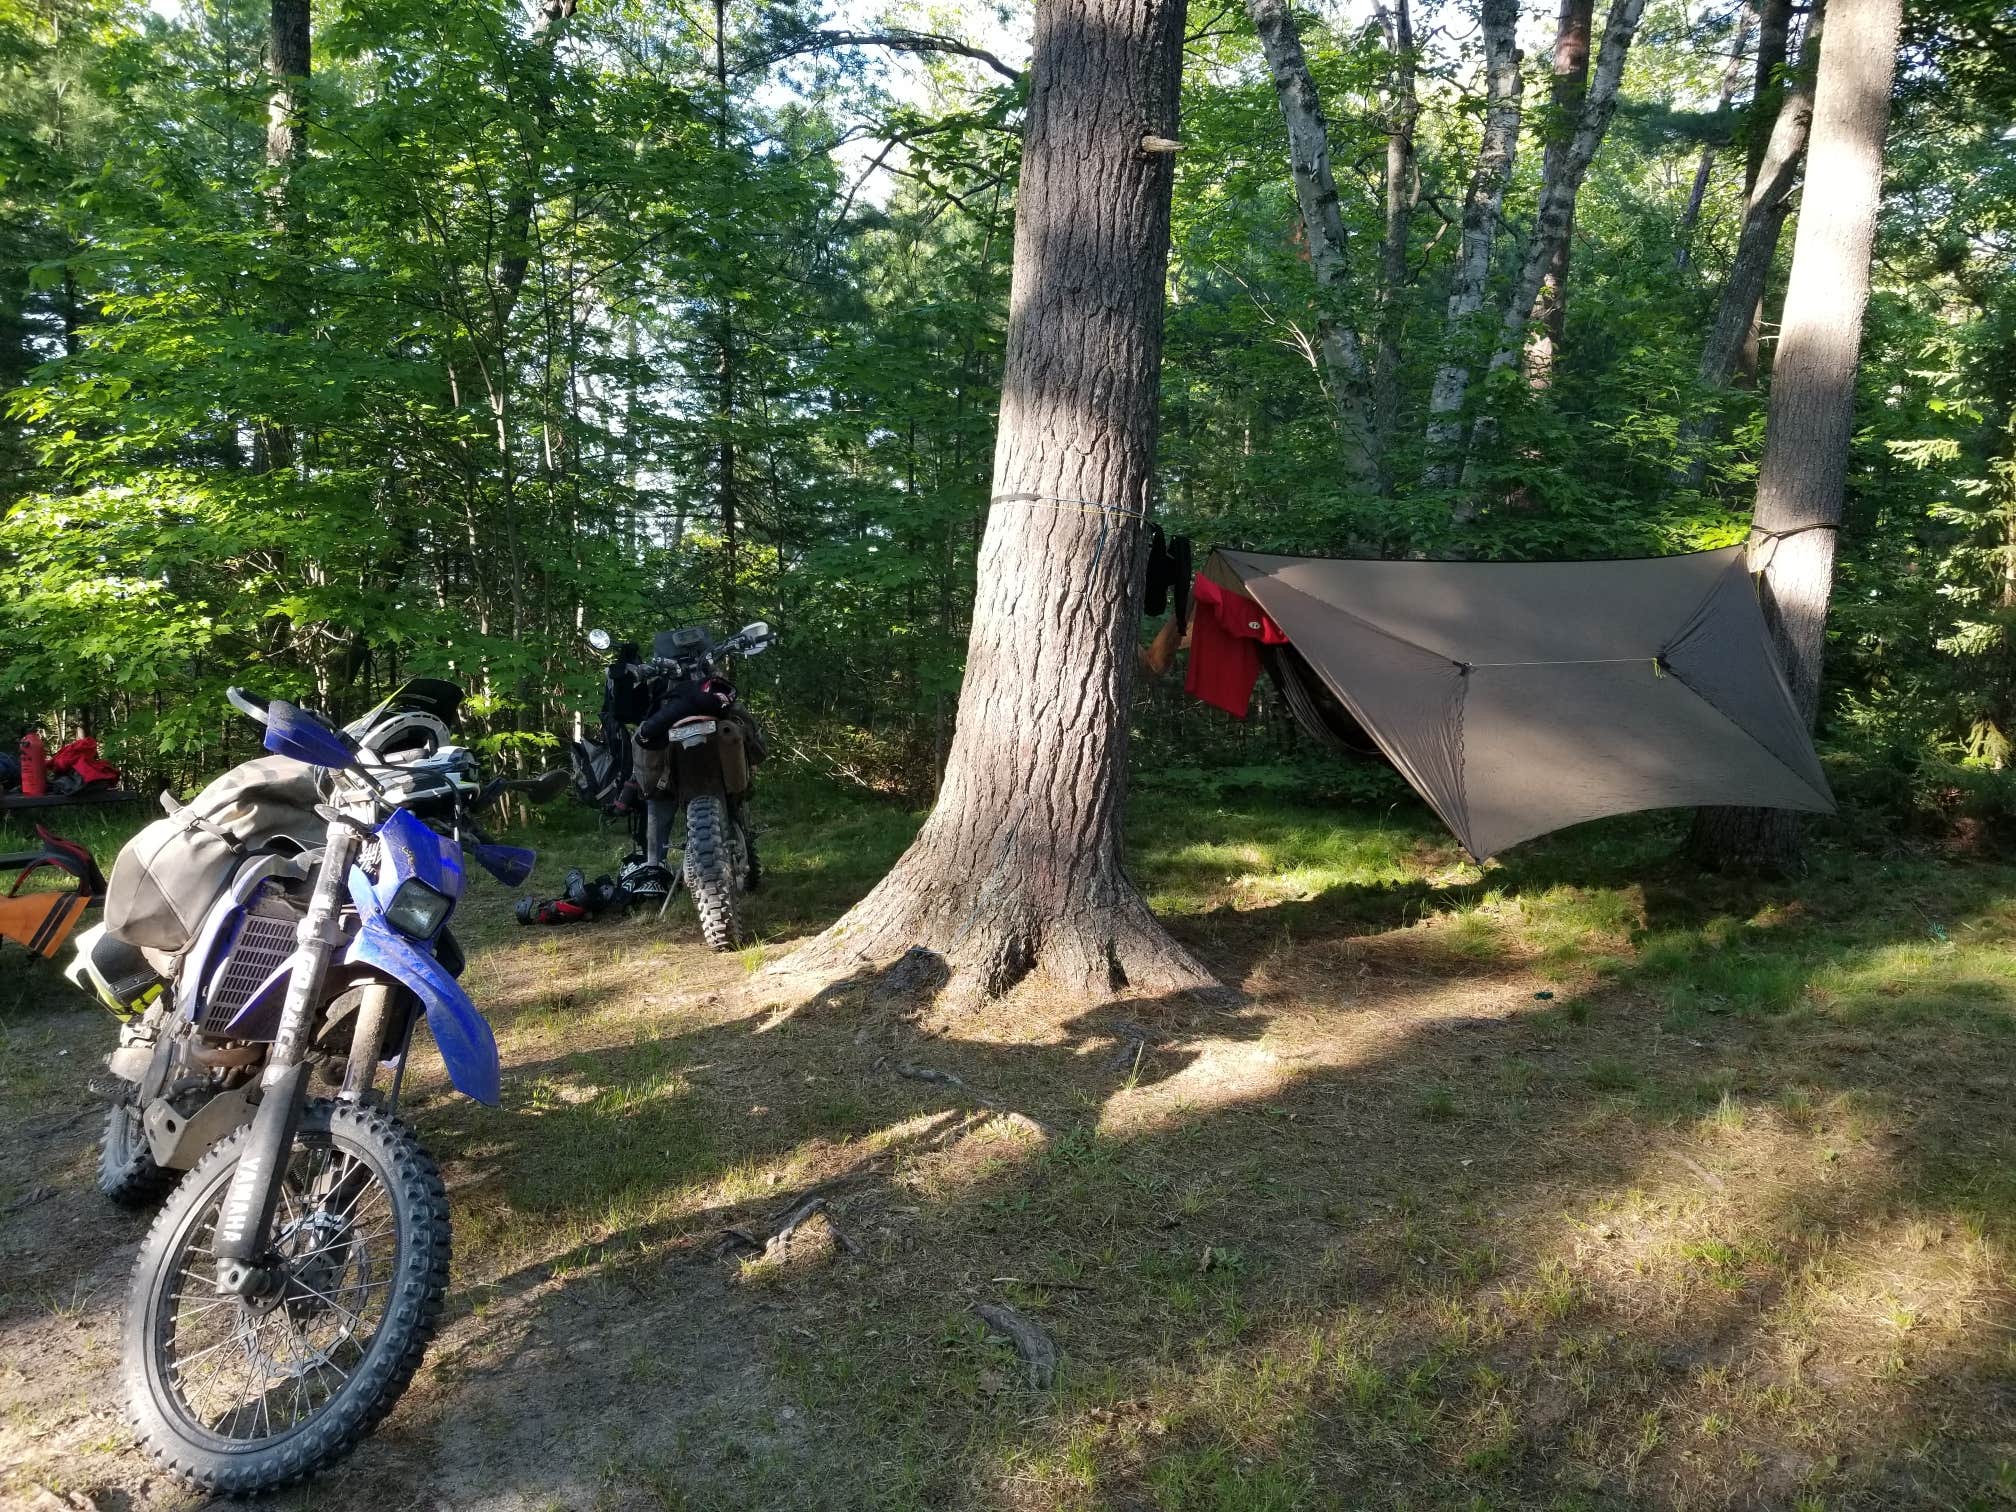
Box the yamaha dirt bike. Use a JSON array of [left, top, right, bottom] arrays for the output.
[[68, 686, 558, 1495], [571, 621, 774, 950]]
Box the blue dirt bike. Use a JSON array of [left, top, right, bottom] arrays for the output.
[[81, 688, 555, 1495]]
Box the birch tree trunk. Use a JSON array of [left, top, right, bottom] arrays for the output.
[[1699, 0, 1824, 390], [1248, 0, 1379, 489], [1738, 0, 1796, 382], [1523, 0, 1593, 387], [1674, 6, 1757, 268], [1691, 0, 1900, 869], [258, 0, 309, 474], [1673, 0, 1823, 488], [1373, 0, 1419, 479], [771, 0, 1215, 1007], [1423, 0, 1521, 490], [1488, 0, 1649, 378]]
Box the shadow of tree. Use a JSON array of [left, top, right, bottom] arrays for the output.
[[292, 858, 2016, 1511], [6, 794, 2015, 1512]]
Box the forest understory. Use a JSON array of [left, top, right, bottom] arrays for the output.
[[4, 785, 2012, 1511]]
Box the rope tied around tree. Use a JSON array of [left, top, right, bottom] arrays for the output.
[[990, 490, 1155, 576], [989, 491, 1152, 522], [1746, 519, 1841, 570]]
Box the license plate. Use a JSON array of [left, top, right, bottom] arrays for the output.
[[675, 721, 717, 746]]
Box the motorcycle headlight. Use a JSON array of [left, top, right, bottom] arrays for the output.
[[385, 878, 453, 941]]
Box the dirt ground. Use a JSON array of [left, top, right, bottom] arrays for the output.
[[3, 804, 2015, 1510]]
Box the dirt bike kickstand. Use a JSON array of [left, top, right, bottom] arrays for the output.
[[657, 853, 683, 920]]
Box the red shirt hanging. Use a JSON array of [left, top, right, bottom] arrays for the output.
[[1184, 573, 1288, 718]]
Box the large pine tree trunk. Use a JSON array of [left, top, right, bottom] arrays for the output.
[[771, 0, 1214, 1006], [1691, 0, 1900, 869], [265, 0, 308, 176]]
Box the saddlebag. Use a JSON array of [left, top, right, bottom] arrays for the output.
[[633, 717, 755, 802], [714, 719, 752, 795], [105, 755, 324, 953]]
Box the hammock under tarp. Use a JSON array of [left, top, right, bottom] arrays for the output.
[[1202, 546, 1835, 860]]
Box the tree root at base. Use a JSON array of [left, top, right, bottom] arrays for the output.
[[764, 866, 1221, 1011]]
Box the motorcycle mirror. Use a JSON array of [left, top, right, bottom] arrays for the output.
[[586, 628, 612, 652]]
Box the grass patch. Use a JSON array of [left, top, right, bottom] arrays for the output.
[[6, 780, 2016, 1509]]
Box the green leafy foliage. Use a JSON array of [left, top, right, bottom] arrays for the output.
[[0, 0, 2008, 841]]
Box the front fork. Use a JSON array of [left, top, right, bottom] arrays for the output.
[[213, 823, 361, 1298]]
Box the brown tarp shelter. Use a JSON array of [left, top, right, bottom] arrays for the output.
[[1204, 546, 1835, 860]]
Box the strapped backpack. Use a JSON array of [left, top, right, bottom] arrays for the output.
[[105, 755, 325, 953]]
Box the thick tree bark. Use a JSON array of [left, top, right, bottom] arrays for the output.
[[1487, 0, 1649, 380], [1691, 0, 1900, 869], [1423, 0, 1522, 489], [1247, 0, 1379, 489], [1738, 0, 1796, 382], [1674, 0, 1823, 488], [1372, 0, 1419, 479], [771, 0, 1214, 1005], [1523, 0, 1593, 387]]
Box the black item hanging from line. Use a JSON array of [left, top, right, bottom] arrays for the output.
[[1144, 528, 1195, 631], [1145, 526, 1171, 615], [1169, 535, 1193, 631]]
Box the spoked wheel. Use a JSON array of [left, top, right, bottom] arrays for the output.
[[99, 1097, 172, 1208], [122, 1100, 449, 1496]]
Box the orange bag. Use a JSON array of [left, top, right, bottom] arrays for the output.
[[0, 890, 89, 958], [1, 826, 104, 958]]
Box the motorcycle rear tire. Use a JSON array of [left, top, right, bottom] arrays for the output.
[[683, 794, 746, 951], [99, 1098, 173, 1208]]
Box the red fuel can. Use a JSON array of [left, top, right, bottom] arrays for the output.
[[18, 729, 48, 796]]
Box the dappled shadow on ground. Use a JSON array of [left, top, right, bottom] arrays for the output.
[[3, 828, 2015, 1510], [315, 865, 2016, 1508]]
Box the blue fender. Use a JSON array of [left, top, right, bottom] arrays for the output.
[[344, 912, 501, 1107]]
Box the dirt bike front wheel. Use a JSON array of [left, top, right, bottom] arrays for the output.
[[121, 1099, 449, 1496], [683, 793, 747, 951]]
